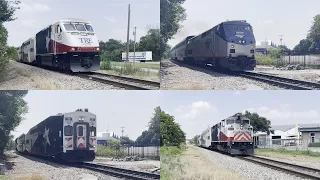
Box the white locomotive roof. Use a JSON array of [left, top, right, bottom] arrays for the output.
[[22, 37, 35, 44], [58, 18, 91, 24]]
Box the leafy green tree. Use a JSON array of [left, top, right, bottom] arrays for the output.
[[293, 39, 312, 55], [120, 136, 134, 147], [160, 109, 185, 146], [0, 0, 20, 23], [138, 29, 160, 60], [160, 0, 187, 58], [0, 90, 28, 155], [235, 111, 272, 134], [135, 107, 160, 146], [6, 46, 18, 60], [191, 135, 198, 145], [107, 139, 120, 150]]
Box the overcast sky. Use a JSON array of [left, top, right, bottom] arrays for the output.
[[168, 0, 320, 49], [4, 0, 159, 47], [12, 90, 161, 140], [160, 90, 320, 139]]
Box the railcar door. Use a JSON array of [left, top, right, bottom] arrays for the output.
[[74, 123, 89, 150]]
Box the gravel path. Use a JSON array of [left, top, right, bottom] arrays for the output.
[[196, 147, 305, 180], [3, 152, 121, 180], [0, 61, 123, 90], [161, 60, 284, 90]]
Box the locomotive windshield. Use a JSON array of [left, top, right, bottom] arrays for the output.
[[226, 119, 234, 124], [221, 23, 255, 44], [63, 23, 95, 32]]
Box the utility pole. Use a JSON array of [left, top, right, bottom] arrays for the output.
[[120, 127, 125, 138], [279, 35, 284, 46], [126, 4, 131, 62], [133, 26, 137, 64]]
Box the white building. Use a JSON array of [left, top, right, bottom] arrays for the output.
[[97, 131, 120, 145], [255, 40, 277, 54], [254, 123, 320, 147]]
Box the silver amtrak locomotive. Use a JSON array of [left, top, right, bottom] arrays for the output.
[[170, 20, 256, 71]]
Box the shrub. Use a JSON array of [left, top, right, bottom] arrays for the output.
[[255, 53, 276, 66], [96, 145, 126, 158], [308, 142, 320, 147]]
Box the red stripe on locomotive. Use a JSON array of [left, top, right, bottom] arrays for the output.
[[49, 40, 99, 53]]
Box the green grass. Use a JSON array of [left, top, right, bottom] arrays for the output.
[[110, 61, 160, 70], [160, 146, 184, 180], [255, 148, 320, 157], [99, 62, 160, 82], [96, 145, 126, 158]]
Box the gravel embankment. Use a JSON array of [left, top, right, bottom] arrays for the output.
[[94, 157, 160, 173], [3, 152, 121, 180], [161, 60, 284, 90], [254, 66, 320, 83], [196, 147, 305, 180], [255, 155, 320, 170], [0, 61, 123, 90]]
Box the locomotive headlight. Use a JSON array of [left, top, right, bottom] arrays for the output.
[[71, 48, 75, 51], [251, 45, 254, 48], [231, 45, 234, 48], [96, 47, 100, 51]]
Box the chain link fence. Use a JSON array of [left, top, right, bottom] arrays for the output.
[[277, 55, 320, 68], [119, 146, 160, 159], [254, 137, 320, 152]]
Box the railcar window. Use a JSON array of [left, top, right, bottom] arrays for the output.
[[64, 126, 73, 136], [85, 24, 94, 32], [26, 140, 29, 144], [75, 24, 86, 31], [226, 120, 234, 124], [64, 24, 76, 31], [30, 48, 34, 52], [78, 126, 84, 136], [90, 126, 96, 136]]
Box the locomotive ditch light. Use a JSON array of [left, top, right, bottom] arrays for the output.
[[77, 47, 82, 51], [231, 45, 234, 48], [71, 47, 75, 51], [96, 47, 100, 51]]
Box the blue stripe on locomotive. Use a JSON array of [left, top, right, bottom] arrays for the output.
[[36, 25, 51, 55], [216, 21, 255, 45]]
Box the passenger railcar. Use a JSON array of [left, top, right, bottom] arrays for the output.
[[19, 18, 100, 72], [170, 20, 256, 71], [198, 114, 254, 155], [15, 134, 26, 152], [16, 108, 97, 162]]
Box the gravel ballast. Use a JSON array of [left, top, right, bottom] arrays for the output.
[[0, 61, 123, 90], [3, 151, 121, 180], [196, 147, 305, 180], [161, 60, 285, 90]]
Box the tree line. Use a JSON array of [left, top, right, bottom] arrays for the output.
[[293, 15, 320, 55], [99, 28, 160, 62], [0, 90, 29, 155], [0, 1, 21, 80]]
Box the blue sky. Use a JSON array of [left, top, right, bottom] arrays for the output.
[[160, 90, 320, 139], [12, 90, 161, 139], [4, 0, 160, 47], [168, 0, 320, 49]]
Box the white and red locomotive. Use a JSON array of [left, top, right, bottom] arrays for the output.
[[17, 18, 100, 72], [15, 108, 97, 162], [198, 114, 254, 155]]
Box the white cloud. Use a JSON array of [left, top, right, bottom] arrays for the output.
[[20, 3, 50, 13], [22, 19, 36, 27], [262, 20, 274, 24], [175, 101, 214, 119], [104, 16, 117, 23], [244, 104, 320, 124], [234, 91, 241, 95]]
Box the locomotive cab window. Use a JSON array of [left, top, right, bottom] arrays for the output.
[[63, 23, 76, 31], [78, 126, 84, 136], [242, 120, 250, 124], [226, 120, 234, 125], [90, 126, 96, 136], [221, 120, 225, 127], [74, 24, 86, 31], [64, 125, 73, 136], [85, 24, 94, 32]]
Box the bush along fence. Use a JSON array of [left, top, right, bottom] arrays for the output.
[[119, 146, 160, 159]]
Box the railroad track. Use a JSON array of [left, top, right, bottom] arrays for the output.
[[80, 162, 160, 180], [76, 73, 159, 90], [239, 156, 320, 179], [238, 71, 320, 90]]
